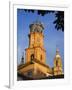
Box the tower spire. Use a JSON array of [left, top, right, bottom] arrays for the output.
[[54, 48, 63, 75], [56, 44, 60, 56], [56, 48, 59, 55], [21, 52, 24, 64]]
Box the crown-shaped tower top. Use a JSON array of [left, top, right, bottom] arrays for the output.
[[29, 20, 44, 33]]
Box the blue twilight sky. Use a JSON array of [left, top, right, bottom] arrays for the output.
[[17, 9, 64, 70]]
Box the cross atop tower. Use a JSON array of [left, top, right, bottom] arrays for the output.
[[56, 48, 59, 55]]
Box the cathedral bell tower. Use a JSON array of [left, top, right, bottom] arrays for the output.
[[17, 21, 64, 80], [54, 48, 63, 75], [25, 21, 46, 64], [18, 21, 52, 80]]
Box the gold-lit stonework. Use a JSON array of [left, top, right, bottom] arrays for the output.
[[17, 21, 63, 80], [53, 49, 63, 75]]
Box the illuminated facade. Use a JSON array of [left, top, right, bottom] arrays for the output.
[[17, 21, 63, 80], [53, 49, 63, 75]]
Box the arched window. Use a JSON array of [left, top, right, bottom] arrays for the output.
[[56, 60, 58, 66], [40, 55, 42, 61], [31, 54, 34, 61]]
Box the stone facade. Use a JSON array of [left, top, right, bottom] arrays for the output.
[[53, 49, 63, 75], [17, 21, 63, 80]]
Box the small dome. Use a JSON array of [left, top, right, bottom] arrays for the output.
[[56, 54, 61, 58], [56, 48, 59, 52], [55, 48, 61, 58]]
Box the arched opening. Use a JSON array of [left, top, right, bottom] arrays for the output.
[[56, 60, 58, 66], [31, 54, 34, 61], [40, 55, 42, 61]]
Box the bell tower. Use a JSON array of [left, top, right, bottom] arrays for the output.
[[25, 21, 46, 64], [53, 48, 63, 75], [17, 21, 64, 80]]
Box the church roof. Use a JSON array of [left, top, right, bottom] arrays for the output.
[[56, 54, 61, 58], [18, 58, 50, 70]]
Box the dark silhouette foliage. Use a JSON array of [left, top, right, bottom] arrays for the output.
[[24, 9, 64, 32]]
